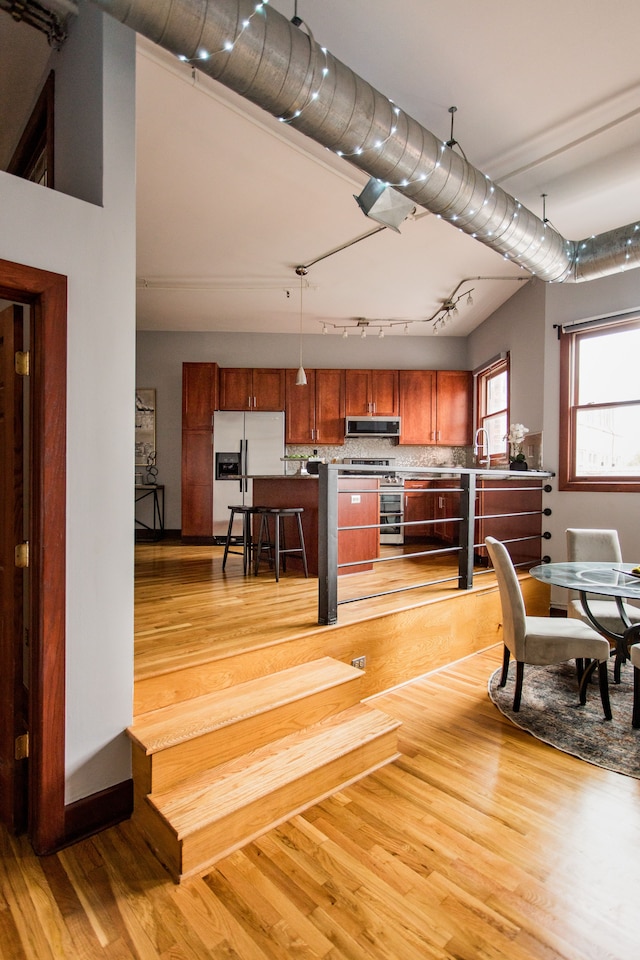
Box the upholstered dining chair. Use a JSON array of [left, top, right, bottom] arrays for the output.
[[566, 528, 640, 633], [485, 537, 612, 719]]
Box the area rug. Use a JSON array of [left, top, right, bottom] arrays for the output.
[[488, 662, 640, 778]]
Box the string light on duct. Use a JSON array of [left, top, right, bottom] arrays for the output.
[[176, 0, 271, 63], [295, 265, 308, 386], [171, 2, 425, 188]]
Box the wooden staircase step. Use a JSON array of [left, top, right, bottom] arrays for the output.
[[139, 703, 401, 881], [128, 657, 364, 794]]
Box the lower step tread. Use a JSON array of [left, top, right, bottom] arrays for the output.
[[150, 704, 400, 840]]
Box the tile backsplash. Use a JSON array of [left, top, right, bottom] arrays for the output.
[[286, 438, 470, 470]]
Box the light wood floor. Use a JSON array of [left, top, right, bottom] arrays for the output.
[[4, 646, 640, 959], [134, 539, 491, 686]]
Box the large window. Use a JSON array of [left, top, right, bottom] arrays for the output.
[[475, 354, 509, 464], [559, 316, 640, 491]]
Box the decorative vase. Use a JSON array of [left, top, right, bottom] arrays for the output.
[[510, 459, 528, 471]]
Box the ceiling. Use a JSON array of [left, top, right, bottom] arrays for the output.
[[4, 0, 640, 336]]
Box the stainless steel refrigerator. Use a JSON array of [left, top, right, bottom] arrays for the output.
[[212, 410, 285, 537]]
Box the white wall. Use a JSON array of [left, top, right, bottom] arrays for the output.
[[136, 329, 470, 529], [0, 9, 136, 802]]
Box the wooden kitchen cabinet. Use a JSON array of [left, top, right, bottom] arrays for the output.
[[430, 478, 461, 545], [218, 367, 285, 411], [345, 369, 399, 417], [403, 479, 434, 540], [435, 370, 473, 445], [285, 368, 345, 445], [475, 477, 543, 566], [181, 362, 218, 539], [398, 370, 436, 445], [251, 476, 378, 575], [399, 369, 472, 445]]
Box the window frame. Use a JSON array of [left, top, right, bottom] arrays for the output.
[[475, 353, 510, 466], [559, 315, 640, 492], [7, 71, 55, 188]]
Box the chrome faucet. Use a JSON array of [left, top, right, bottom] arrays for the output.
[[473, 427, 490, 466]]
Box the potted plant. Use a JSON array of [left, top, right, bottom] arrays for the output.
[[506, 423, 529, 470]]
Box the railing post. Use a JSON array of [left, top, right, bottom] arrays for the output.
[[458, 472, 476, 589], [318, 463, 338, 624]]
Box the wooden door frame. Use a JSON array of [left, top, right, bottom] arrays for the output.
[[0, 258, 66, 854]]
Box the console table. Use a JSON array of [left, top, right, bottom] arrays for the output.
[[135, 484, 165, 541]]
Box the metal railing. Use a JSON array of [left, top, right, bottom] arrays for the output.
[[317, 464, 553, 624]]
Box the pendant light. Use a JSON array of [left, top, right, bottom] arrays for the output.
[[295, 265, 308, 386]]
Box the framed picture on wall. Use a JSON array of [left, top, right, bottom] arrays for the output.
[[135, 388, 156, 467]]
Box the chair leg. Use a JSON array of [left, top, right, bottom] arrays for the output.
[[575, 657, 584, 684], [499, 645, 510, 687], [513, 661, 524, 712], [253, 513, 268, 576], [296, 512, 309, 578], [242, 511, 252, 575], [597, 660, 612, 721], [274, 513, 281, 582], [222, 509, 235, 571], [633, 665, 640, 729]]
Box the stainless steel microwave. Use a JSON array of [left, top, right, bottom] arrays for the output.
[[344, 416, 401, 438]]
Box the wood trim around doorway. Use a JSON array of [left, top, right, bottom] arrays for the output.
[[0, 258, 67, 854]]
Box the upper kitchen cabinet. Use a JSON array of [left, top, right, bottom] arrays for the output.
[[398, 370, 436, 445], [218, 367, 285, 411], [436, 370, 473, 445], [285, 368, 346, 445], [399, 370, 472, 445], [345, 369, 399, 417]]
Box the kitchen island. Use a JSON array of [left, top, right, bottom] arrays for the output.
[[252, 475, 379, 577]]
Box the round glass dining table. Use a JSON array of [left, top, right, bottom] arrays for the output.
[[529, 560, 640, 681]]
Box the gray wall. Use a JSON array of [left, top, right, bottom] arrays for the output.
[[136, 330, 470, 529], [470, 270, 640, 605]]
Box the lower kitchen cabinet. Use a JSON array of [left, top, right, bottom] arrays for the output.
[[403, 480, 434, 540], [251, 476, 378, 575], [432, 480, 461, 545], [475, 477, 543, 565]]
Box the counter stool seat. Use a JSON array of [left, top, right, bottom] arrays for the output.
[[222, 505, 256, 575], [253, 507, 308, 581]]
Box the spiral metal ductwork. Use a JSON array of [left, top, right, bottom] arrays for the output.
[[91, 0, 640, 283]]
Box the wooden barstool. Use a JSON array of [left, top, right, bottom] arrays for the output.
[[222, 505, 256, 575], [253, 507, 309, 581]]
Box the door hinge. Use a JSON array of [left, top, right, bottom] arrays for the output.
[[15, 542, 29, 568], [15, 351, 30, 376], [15, 733, 29, 760]]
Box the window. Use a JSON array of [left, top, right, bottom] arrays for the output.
[[7, 72, 54, 188], [476, 355, 509, 464], [559, 316, 640, 492]]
